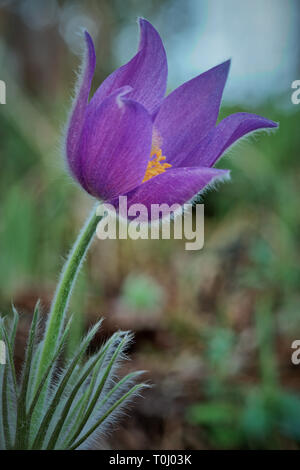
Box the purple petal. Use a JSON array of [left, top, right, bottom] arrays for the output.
[[87, 18, 167, 116], [153, 60, 231, 167], [180, 112, 278, 168], [77, 88, 153, 200], [66, 31, 96, 182], [111, 167, 230, 221]]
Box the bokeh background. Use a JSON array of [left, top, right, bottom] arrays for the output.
[[1, 0, 300, 449]]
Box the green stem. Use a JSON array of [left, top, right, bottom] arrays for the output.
[[35, 204, 101, 390]]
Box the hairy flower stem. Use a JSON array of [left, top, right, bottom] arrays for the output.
[[35, 204, 101, 391]]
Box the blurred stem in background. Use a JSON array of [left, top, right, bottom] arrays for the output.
[[255, 298, 278, 391]]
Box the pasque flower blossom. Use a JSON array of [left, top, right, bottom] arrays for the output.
[[65, 18, 277, 218]]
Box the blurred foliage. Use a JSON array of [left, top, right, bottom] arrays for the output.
[[120, 273, 164, 311], [188, 301, 300, 448]]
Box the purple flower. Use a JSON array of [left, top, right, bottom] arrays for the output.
[[65, 19, 277, 219]]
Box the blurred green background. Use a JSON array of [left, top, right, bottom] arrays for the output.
[[1, 0, 300, 449]]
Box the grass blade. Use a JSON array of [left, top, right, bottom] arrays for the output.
[[31, 319, 102, 449], [27, 315, 73, 435], [69, 384, 146, 450], [63, 332, 122, 437], [0, 318, 18, 449], [46, 337, 115, 449], [66, 333, 129, 447], [14, 301, 40, 449]]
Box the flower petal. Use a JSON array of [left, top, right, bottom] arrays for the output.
[[77, 88, 153, 200], [66, 31, 96, 182], [111, 167, 230, 221], [88, 18, 167, 116], [180, 112, 279, 167], [154, 60, 231, 166]]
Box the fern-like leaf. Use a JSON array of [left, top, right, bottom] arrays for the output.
[[0, 305, 146, 450]]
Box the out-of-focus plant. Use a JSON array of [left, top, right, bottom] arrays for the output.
[[187, 300, 300, 449], [120, 273, 164, 311]]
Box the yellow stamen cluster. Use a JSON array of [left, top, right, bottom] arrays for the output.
[[142, 147, 172, 183]]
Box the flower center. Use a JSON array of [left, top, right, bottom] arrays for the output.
[[142, 146, 172, 183]]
